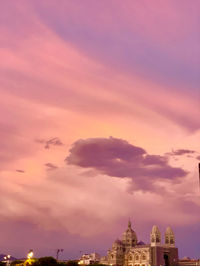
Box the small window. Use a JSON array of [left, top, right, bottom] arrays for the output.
[[156, 237, 160, 242], [142, 254, 146, 260], [129, 256, 132, 260], [135, 255, 139, 261]]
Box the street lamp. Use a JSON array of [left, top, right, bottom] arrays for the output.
[[4, 255, 11, 266], [27, 249, 34, 259]]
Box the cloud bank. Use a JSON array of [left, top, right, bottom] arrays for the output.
[[66, 137, 188, 190]]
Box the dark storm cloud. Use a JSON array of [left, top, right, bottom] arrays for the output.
[[45, 163, 58, 170], [36, 137, 63, 149], [66, 137, 187, 183], [166, 149, 196, 156]]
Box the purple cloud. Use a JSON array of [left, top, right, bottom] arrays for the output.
[[166, 149, 196, 156], [66, 137, 187, 188], [36, 137, 63, 149]]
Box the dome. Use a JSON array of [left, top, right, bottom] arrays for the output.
[[165, 226, 174, 235], [122, 229, 137, 240], [115, 239, 122, 245], [151, 225, 160, 234], [122, 220, 137, 246], [112, 239, 122, 247], [137, 241, 145, 245]]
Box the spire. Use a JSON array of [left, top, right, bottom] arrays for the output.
[[122, 220, 137, 248], [128, 219, 131, 229]]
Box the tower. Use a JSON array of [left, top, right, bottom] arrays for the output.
[[165, 226, 175, 247], [150, 225, 161, 246]]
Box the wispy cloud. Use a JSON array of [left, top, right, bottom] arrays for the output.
[[36, 137, 63, 149], [16, 169, 25, 173], [166, 149, 196, 156], [45, 162, 58, 170]]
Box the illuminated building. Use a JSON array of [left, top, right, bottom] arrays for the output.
[[100, 221, 178, 266]]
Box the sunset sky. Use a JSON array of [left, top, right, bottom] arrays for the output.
[[0, 0, 200, 260]]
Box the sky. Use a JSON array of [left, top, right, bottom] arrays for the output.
[[0, 0, 200, 260]]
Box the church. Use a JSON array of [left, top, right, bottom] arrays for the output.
[[100, 221, 178, 266]]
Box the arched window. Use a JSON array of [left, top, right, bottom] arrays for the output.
[[142, 254, 146, 260], [129, 256, 132, 260], [156, 236, 160, 242], [135, 254, 139, 261]]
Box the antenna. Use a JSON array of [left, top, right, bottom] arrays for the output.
[[56, 249, 64, 260], [198, 163, 200, 190]]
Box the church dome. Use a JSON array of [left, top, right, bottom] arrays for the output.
[[112, 239, 122, 248], [122, 229, 137, 238], [137, 241, 145, 245], [122, 221, 137, 236], [122, 220, 137, 247], [114, 239, 122, 245]]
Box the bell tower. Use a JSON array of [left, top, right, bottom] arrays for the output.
[[150, 225, 161, 246], [165, 226, 175, 247]]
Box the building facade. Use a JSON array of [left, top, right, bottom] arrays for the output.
[[79, 253, 100, 265], [179, 258, 200, 266], [100, 221, 178, 266]]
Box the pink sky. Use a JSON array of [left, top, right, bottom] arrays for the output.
[[0, 0, 200, 260]]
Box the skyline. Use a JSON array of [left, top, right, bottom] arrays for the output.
[[0, 0, 200, 260]]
